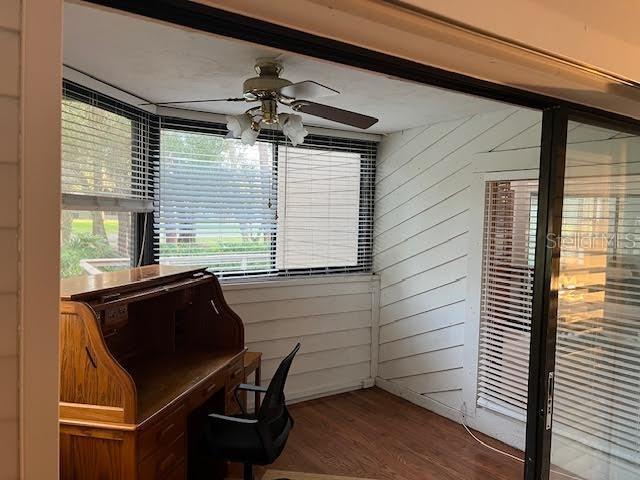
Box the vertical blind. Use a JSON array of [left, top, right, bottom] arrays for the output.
[[478, 180, 537, 420], [480, 174, 640, 467], [154, 118, 376, 276], [62, 81, 156, 205]]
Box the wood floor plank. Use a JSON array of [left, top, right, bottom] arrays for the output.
[[256, 387, 524, 480]]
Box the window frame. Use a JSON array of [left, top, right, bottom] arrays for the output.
[[61, 80, 158, 273], [463, 170, 540, 443], [61, 82, 378, 279], [154, 116, 377, 278]]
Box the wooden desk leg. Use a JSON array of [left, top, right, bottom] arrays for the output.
[[255, 365, 261, 416]]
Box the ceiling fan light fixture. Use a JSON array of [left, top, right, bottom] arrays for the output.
[[226, 113, 260, 146], [279, 113, 308, 147], [240, 126, 260, 146], [226, 113, 252, 137]]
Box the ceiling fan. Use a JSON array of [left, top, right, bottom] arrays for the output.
[[143, 58, 379, 144]]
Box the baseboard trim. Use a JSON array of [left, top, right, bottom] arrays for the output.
[[375, 377, 464, 424], [375, 377, 526, 451], [288, 377, 375, 404], [248, 378, 375, 409]]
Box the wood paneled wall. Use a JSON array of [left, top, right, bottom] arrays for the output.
[[372, 107, 543, 415], [223, 275, 379, 402]]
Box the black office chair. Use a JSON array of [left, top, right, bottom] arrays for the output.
[[205, 343, 301, 480]]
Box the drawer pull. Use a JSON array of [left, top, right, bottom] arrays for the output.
[[158, 453, 176, 474], [232, 368, 243, 378], [157, 423, 175, 441], [205, 383, 218, 394]]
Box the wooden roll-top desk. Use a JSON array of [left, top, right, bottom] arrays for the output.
[[59, 266, 247, 480]]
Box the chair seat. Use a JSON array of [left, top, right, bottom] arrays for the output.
[[207, 414, 269, 465]]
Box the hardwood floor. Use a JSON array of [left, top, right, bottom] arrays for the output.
[[258, 387, 524, 480]]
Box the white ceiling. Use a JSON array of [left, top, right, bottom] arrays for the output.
[[63, 3, 513, 134]]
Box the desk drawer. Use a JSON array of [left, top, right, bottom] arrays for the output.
[[188, 372, 224, 410], [227, 358, 244, 387], [138, 404, 186, 461], [165, 461, 185, 480], [138, 433, 185, 480]]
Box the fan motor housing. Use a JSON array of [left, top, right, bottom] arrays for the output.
[[243, 58, 292, 101], [243, 76, 292, 100]]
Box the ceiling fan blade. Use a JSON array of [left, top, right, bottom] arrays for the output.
[[291, 100, 378, 129], [139, 97, 246, 106], [279, 81, 339, 99]]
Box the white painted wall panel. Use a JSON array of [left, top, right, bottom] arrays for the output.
[[379, 302, 464, 344], [378, 346, 464, 379], [373, 107, 543, 419], [391, 368, 464, 395], [380, 279, 465, 326], [223, 275, 378, 403], [379, 323, 464, 362]]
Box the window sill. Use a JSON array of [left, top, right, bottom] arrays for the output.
[[219, 272, 379, 290]]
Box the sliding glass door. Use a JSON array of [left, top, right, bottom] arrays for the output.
[[527, 112, 640, 480], [549, 120, 640, 480]]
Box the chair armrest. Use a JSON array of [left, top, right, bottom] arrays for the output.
[[208, 413, 258, 424], [236, 383, 268, 393]]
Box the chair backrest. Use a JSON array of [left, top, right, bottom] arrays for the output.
[[258, 343, 300, 423], [256, 343, 299, 462]]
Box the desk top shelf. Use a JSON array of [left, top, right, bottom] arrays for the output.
[[60, 265, 208, 301]]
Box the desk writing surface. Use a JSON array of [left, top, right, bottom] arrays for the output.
[[129, 349, 244, 424], [60, 265, 207, 301]]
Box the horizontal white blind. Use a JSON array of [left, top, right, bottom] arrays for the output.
[[554, 173, 640, 466], [155, 120, 276, 275], [62, 81, 155, 204], [478, 180, 537, 419], [154, 118, 376, 277], [276, 139, 376, 275], [480, 175, 640, 467]]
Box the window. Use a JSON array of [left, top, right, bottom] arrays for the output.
[[60, 81, 155, 278], [155, 118, 376, 277], [156, 126, 276, 275], [61, 210, 134, 277], [276, 146, 362, 270], [60, 83, 376, 280], [478, 180, 537, 420]]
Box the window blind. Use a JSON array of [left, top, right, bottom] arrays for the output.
[[60, 81, 158, 278], [154, 117, 376, 277], [554, 175, 640, 466], [62, 81, 156, 208], [276, 138, 376, 275], [478, 180, 537, 420], [155, 119, 277, 275], [479, 177, 640, 466]]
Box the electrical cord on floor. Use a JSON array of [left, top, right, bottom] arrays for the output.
[[459, 417, 584, 480], [436, 400, 586, 480]]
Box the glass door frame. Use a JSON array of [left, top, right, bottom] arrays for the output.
[[525, 107, 640, 480], [73, 2, 640, 479]]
